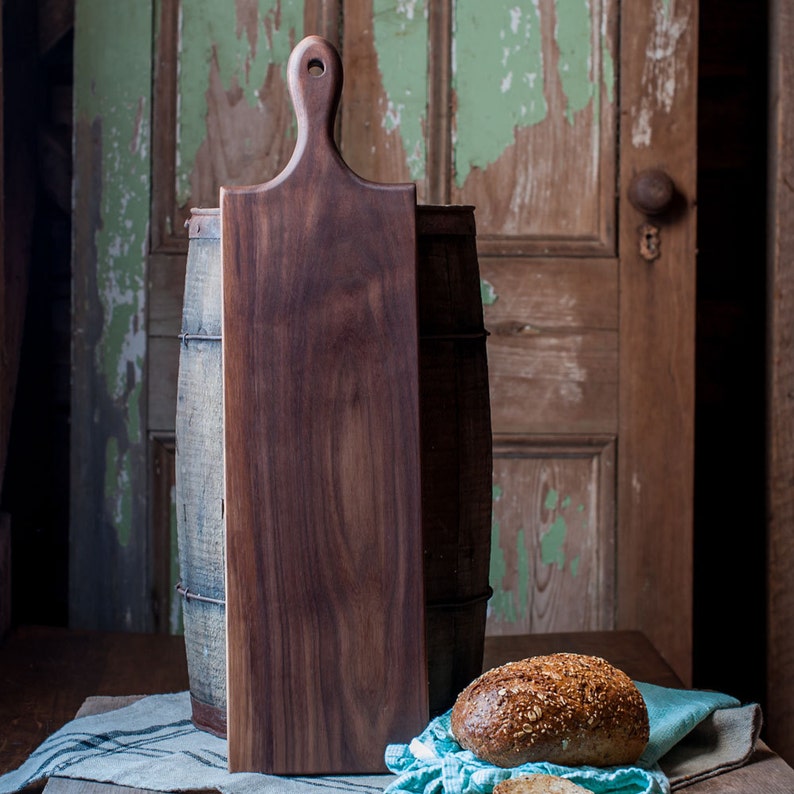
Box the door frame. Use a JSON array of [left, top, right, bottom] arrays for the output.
[[617, 0, 698, 684], [767, 0, 794, 764]]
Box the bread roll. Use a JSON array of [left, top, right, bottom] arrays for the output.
[[450, 653, 649, 768], [493, 775, 590, 793]]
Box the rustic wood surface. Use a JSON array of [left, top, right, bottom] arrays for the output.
[[482, 630, 681, 687], [448, 0, 617, 257], [767, 0, 794, 767], [174, 212, 227, 733], [221, 36, 426, 774], [489, 437, 615, 636], [616, 0, 698, 685], [3, 627, 793, 793], [0, 626, 188, 775]]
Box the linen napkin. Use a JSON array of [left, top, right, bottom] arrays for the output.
[[0, 692, 394, 794], [0, 684, 760, 794]]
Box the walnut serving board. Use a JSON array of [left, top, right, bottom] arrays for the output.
[[221, 36, 428, 775]]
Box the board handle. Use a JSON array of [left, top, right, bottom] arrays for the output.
[[286, 36, 343, 170]]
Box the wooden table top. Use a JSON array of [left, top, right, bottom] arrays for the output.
[[1, 626, 792, 792]]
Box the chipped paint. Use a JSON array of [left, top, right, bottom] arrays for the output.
[[516, 527, 530, 618], [176, 0, 304, 204], [541, 514, 567, 568], [104, 439, 133, 547], [453, 0, 613, 185], [489, 484, 533, 623], [488, 484, 518, 622], [453, 1, 547, 186], [540, 489, 586, 572], [601, 30, 615, 104], [631, 0, 690, 148], [372, 0, 429, 181], [554, 0, 595, 124], [481, 278, 499, 306], [490, 481, 589, 624], [75, 0, 153, 556]]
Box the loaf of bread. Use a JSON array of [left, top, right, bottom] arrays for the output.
[[450, 653, 649, 768], [493, 775, 590, 793]]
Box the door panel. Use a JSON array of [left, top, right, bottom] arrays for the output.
[[440, 0, 622, 649], [490, 436, 615, 634], [617, 0, 697, 683], [341, 0, 430, 201], [450, 0, 616, 256], [481, 258, 618, 434], [151, 0, 306, 254]]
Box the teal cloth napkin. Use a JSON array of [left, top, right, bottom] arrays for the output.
[[384, 682, 740, 794]]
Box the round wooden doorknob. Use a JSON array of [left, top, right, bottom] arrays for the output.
[[627, 169, 675, 215]]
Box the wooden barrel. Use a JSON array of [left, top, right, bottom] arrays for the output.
[[175, 208, 226, 736], [175, 205, 492, 736]]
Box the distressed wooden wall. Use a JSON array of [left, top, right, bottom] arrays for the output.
[[71, 0, 697, 692], [71, 1, 154, 629]]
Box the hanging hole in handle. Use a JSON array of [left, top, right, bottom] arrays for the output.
[[307, 58, 325, 77]]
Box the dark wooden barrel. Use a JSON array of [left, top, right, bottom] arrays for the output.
[[175, 205, 492, 736]]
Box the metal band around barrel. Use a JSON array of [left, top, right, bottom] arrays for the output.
[[175, 582, 225, 606], [175, 582, 492, 610]]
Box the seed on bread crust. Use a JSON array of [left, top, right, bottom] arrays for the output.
[[450, 653, 649, 768]]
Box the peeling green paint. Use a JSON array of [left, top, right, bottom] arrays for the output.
[[176, 0, 304, 204], [540, 491, 589, 574], [75, 1, 152, 558], [490, 482, 591, 624], [554, 0, 594, 125], [453, 1, 613, 185], [453, 1, 547, 186], [489, 485, 516, 622], [372, 0, 429, 181], [602, 39, 615, 104], [516, 527, 530, 619], [541, 514, 567, 569], [104, 439, 133, 547], [75, 2, 151, 444], [481, 279, 498, 306]]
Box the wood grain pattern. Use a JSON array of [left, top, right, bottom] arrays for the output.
[[489, 436, 615, 635], [617, 0, 698, 685], [340, 1, 429, 202], [448, 0, 617, 257], [175, 212, 227, 734], [482, 630, 681, 687], [481, 256, 618, 436], [0, 627, 189, 774], [222, 36, 427, 774], [172, 205, 491, 732], [767, 0, 794, 766]]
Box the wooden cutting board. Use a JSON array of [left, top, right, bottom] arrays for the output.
[[221, 36, 428, 775]]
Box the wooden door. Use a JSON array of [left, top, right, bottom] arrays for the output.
[[73, 0, 697, 682], [338, 0, 697, 681]]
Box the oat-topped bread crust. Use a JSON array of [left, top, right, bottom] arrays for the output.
[[450, 653, 649, 768], [493, 774, 590, 793]]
